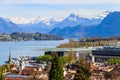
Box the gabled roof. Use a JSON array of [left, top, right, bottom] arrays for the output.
[[19, 66, 40, 76]]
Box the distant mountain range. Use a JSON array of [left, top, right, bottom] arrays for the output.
[[0, 11, 120, 38], [10, 17, 62, 33], [51, 13, 102, 29], [10, 13, 103, 33], [49, 11, 120, 38]]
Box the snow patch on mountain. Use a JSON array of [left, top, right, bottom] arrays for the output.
[[93, 10, 110, 19], [68, 10, 109, 20], [30, 17, 62, 26], [10, 17, 62, 27], [9, 10, 109, 27], [10, 17, 30, 24]]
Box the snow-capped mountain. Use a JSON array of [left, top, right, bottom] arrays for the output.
[[52, 13, 103, 29], [49, 11, 120, 38], [10, 17, 62, 33], [11, 17, 62, 26], [93, 10, 110, 19], [29, 17, 62, 26], [10, 11, 109, 28], [10, 17, 30, 24], [10, 11, 109, 27], [0, 11, 109, 34]]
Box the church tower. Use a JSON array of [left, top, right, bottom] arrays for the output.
[[8, 53, 12, 64]]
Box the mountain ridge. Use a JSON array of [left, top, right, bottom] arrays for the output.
[[0, 11, 113, 37], [49, 11, 120, 38], [0, 12, 103, 33], [0, 17, 24, 33]]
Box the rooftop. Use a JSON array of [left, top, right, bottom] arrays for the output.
[[40, 48, 96, 52], [19, 66, 40, 76], [5, 74, 28, 78]]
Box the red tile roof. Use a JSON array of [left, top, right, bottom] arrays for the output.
[[19, 66, 40, 76]]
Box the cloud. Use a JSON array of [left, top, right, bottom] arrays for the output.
[[0, 0, 120, 18], [1, 0, 120, 5]]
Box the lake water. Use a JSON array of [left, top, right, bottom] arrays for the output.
[[0, 40, 68, 65]]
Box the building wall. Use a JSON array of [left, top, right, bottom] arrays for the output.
[[92, 49, 120, 57], [45, 50, 92, 60], [92, 49, 120, 63], [93, 56, 120, 63], [45, 51, 64, 57]]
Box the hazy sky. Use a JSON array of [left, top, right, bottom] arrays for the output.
[[0, 0, 120, 18]]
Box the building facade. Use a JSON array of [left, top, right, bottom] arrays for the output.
[[91, 46, 120, 63], [43, 46, 120, 64]]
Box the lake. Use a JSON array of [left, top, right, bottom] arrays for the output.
[[0, 40, 68, 65]]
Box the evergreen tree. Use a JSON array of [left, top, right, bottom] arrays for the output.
[[49, 55, 64, 80], [74, 58, 91, 80]]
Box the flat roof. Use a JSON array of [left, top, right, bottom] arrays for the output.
[[41, 48, 96, 52]]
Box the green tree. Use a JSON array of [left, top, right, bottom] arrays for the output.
[[49, 55, 64, 80], [74, 58, 91, 80], [107, 58, 120, 65], [0, 67, 4, 80], [37, 55, 53, 63], [0, 64, 9, 80], [0, 72, 3, 80], [108, 58, 114, 65], [60, 56, 69, 64], [60, 56, 76, 64], [4, 64, 10, 72]]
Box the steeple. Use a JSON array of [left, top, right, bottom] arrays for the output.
[[8, 52, 12, 64]]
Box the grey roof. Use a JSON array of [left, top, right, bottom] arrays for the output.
[[5, 74, 28, 78], [41, 48, 96, 52]]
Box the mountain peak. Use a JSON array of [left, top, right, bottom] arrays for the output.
[[68, 13, 84, 18], [93, 10, 110, 19], [68, 11, 110, 20], [69, 13, 78, 17]]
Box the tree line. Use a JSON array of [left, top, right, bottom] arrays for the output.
[[57, 37, 120, 48], [0, 32, 63, 41], [107, 58, 120, 65]]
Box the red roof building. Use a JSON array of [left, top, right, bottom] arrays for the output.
[[19, 66, 40, 76]]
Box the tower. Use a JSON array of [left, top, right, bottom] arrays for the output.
[[8, 53, 12, 64]]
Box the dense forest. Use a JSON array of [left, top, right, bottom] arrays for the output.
[[0, 32, 63, 41]]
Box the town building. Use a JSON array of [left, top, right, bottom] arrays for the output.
[[43, 44, 120, 64], [91, 46, 120, 63]]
